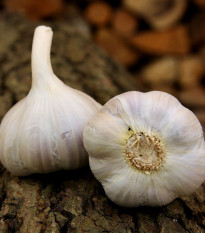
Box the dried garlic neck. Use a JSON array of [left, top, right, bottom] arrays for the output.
[[125, 131, 165, 174], [31, 26, 55, 89]]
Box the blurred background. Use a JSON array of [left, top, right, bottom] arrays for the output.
[[0, 0, 205, 130]]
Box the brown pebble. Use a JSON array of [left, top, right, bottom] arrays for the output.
[[112, 9, 137, 35], [179, 56, 204, 89], [140, 57, 178, 87], [84, 1, 112, 26], [95, 28, 138, 66], [132, 25, 190, 55], [4, 0, 64, 19], [123, 0, 186, 30], [190, 12, 205, 45], [179, 87, 205, 108], [194, 0, 205, 7]]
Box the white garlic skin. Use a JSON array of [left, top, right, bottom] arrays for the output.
[[83, 91, 205, 207], [0, 26, 101, 176]]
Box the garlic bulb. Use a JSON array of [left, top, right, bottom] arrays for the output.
[[0, 26, 101, 176], [83, 91, 205, 207]]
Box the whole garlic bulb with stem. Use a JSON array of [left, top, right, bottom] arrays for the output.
[[0, 26, 101, 176], [83, 91, 205, 207]]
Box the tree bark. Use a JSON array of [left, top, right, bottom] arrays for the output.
[[0, 10, 204, 233]]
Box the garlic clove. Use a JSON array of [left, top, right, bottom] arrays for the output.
[[0, 26, 101, 176], [83, 91, 205, 207]]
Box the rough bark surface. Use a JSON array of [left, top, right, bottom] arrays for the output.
[[0, 10, 204, 233]]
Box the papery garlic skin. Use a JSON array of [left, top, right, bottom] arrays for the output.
[[83, 91, 205, 207], [0, 26, 101, 176]]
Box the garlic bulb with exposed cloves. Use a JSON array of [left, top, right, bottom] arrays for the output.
[[83, 91, 205, 207], [0, 26, 101, 176]]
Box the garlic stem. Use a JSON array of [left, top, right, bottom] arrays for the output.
[[31, 26, 54, 88]]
